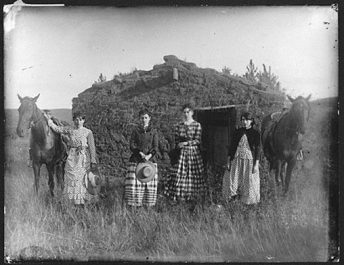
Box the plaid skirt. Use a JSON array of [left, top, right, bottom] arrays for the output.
[[164, 146, 206, 201], [124, 162, 158, 207]]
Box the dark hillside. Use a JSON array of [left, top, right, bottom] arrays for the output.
[[72, 55, 286, 179]]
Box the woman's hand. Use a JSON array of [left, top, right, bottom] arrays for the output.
[[43, 112, 51, 121], [90, 163, 98, 173], [144, 154, 152, 161], [252, 161, 259, 174], [178, 142, 187, 149], [139, 152, 146, 159], [227, 156, 231, 171]]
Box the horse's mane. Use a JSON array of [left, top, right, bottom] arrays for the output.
[[31, 107, 51, 145], [51, 117, 70, 127]]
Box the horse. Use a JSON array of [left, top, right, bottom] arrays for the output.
[[261, 94, 311, 195], [16, 94, 68, 196]]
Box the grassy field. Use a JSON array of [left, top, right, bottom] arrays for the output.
[[4, 100, 337, 262]]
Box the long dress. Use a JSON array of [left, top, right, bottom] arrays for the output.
[[125, 124, 159, 207], [222, 134, 260, 205], [164, 120, 206, 201], [48, 120, 98, 205]]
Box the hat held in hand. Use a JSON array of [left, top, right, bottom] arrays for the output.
[[135, 162, 156, 183], [83, 170, 101, 195]]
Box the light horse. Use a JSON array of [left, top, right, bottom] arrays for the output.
[[261, 95, 311, 194], [16, 94, 67, 196]]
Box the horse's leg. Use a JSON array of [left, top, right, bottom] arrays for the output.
[[46, 163, 55, 197], [280, 161, 287, 187], [284, 159, 296, 194], [275, 160, 282, 186], [268, 162, 278, 201], [56, 162, 64, 192], [32, 161, 41, 194], [62, 160, 66, 189]]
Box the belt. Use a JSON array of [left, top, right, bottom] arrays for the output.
[[70, 146, 88, 154]]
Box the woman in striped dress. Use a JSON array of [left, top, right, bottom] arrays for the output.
[[164, 104, 206, 206], [222, 111, 261, 205], [43, 112, 98, 206], [125, 109, 159, 207]]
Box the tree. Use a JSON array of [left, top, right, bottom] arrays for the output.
[[222, 66, 231, 76], [94, 73, 107, 84], [244, 59, 258, 83], [256, 64, 280, 91]]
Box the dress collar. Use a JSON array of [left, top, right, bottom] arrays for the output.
[[139, 124, 152, 133]]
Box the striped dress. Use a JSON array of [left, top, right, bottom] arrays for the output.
[[222, 134, 260, 205], [164, 120, 206, 201], [47, 120, 98, 205]]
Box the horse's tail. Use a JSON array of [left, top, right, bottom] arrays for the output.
[[261, 114, 278, 168]]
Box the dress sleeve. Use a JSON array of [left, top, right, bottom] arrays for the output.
[[148, 129, 159, 158], [254, 130, 262, 162], [187, 122, 201, 146], [174, 124, 181, 147], [47, 119, 71, 134], [228, 128, 240, 159], [87, 130, 97, 164], [130, 128, 141, 155]]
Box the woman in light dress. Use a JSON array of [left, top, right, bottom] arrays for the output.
[[44, 111, 98, 206], [222, 111, 261, 205]]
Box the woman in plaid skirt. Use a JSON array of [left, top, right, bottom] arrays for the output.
[[164, 104, 206, 207], [43, 111, 99, 206], [222, 111, 261, 205], [125, 109, 159, 207]]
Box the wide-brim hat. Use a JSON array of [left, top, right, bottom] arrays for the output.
[[83, 170, 101, 195], [135, 162, 156, 183]]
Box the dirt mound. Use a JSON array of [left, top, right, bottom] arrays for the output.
[[72, 55, 285, 179]]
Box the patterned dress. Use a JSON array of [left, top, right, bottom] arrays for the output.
[[222, 134, 260, 205], [164, 120, 206, 201], [48, 120, 98, 205]]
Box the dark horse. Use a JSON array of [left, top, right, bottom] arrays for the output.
[[16, 94, 67, 196], [261, 94, 311, 194]]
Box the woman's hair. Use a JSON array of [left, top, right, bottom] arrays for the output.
[[181, 103, 195, 112], [73, 111, 86, 120], [241, 111, 255, 126], [138, 108, 151, 117]]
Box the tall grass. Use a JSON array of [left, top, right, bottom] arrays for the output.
[[4, 113, 331, 262]]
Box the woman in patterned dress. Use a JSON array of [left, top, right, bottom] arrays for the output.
[[164, 104, 206, 207], [43, 112, 98, 206], [125, 109, 159, 208], [222, 111, 261, 205]]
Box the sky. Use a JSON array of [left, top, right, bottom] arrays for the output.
[[4, 4, 338, 109]]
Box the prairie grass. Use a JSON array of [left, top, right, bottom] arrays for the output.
[[4, 104, 332, 262]]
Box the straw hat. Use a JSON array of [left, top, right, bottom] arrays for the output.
[[83, 170, 101, 195], [135, 162, 156, 183]]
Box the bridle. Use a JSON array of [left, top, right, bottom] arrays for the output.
[[28, 104, 43, 128], [287, 99, 310, 136], [27, 103, 51, 135]]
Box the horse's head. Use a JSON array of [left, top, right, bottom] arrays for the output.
[[16, 94, 40, 137], [287, 94, 311, 134]]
